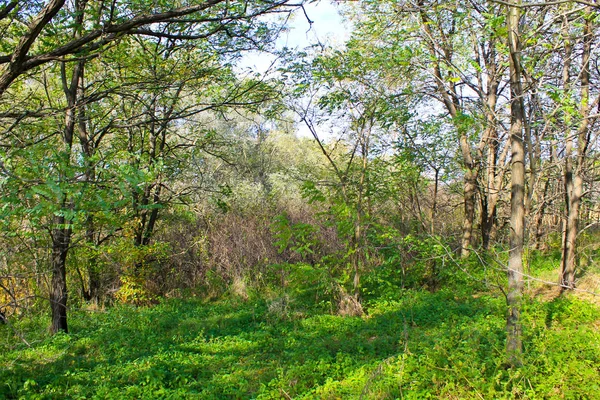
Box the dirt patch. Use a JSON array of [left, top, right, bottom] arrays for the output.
[[573, 272, 600, 306], [530, 284, 562, 302]]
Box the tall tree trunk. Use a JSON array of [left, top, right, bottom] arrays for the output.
[[480, 47, 502, 250], [418, 3, 478, 257], [49, 0, 88, 333], [74, 51, 101, 304], [506, 0, 525, 367], [480, 197, 494, 250], [562, 173, 583, 289], [560, 7, 592, 290], [352, 127, 370, 302], [481, 125, 497, 251], [50, 82, 77, 333]]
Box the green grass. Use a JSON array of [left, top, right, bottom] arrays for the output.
[[1, 289, 600, 399]]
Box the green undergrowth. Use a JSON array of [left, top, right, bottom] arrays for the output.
[[1, 289, 600, 399]]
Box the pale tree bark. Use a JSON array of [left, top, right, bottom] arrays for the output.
[[478, 26, 506, 250], [560, 6, 593, 290], [417, 4, 476, 257], [417, 1, 508, 256], [506, 0, 525, 367]]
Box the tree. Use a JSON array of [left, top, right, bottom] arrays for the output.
[[346, 0, 511, 255], [506, 0, 525, 367], [0, 1, 298, 96], [0, 0, 298, 333], [511, 1, 599, 289], [559, 4, 595, 290], [285, 44, 419, 313]]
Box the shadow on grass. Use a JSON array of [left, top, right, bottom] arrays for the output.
[[3, 291, 597, 399]]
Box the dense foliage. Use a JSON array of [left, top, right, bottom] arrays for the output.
[[1, 0, 600, 397]]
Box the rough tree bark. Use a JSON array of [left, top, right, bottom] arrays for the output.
[[506, 0, 525, 367], [50, 216, 71, 334]]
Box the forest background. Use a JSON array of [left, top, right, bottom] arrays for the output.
[[1, 0, 600, 398]]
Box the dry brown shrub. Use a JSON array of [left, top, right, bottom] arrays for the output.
[[337, 291, 364, 317], [229, 275, 249, 300]]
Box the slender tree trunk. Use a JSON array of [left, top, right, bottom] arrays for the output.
[[352, 223, 361, 297], [506, 0, 525, 367], [49, 87, 77, 333], [481, 165, 494, 251], [461, 170, 477, 256], [352, 132, 369, 301], [560, 7, 592, 290], [532, 176, 551, 250], [74, 49, 101, 304], [481, 56, 501, 250], [562, 174, 583, 289], [418, 3, 478, 257], [481, 199, 495, 250], [85, 217, 100, 304], [431, 168, 439, 235], [50, 107, 75, 333], [50, 48, 85, 334]]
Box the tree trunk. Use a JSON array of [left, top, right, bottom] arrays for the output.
[[431, 168, 439, 235], [50, 217, 71, 334], [562, 174, 583, 289], [417, 3, 478, 257], [352, 133, 369, 302], [560, 7, 592, 290], [532, 176, 551, 250], [481, 198, 496, 250], [49, 24, 85, 330], [480, 55, 501, 250], [506, 0, 525, 367], [461, 170, 477, 257], [73, 57, 102, 304], [85, 217, 101, 305]]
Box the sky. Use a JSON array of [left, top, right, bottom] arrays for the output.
[[234, 1, 353, 139], [238, 1, 351, 75], [278, 1, 350, 49]]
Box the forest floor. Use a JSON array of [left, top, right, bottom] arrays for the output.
[[1, 266, 600, 398]]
